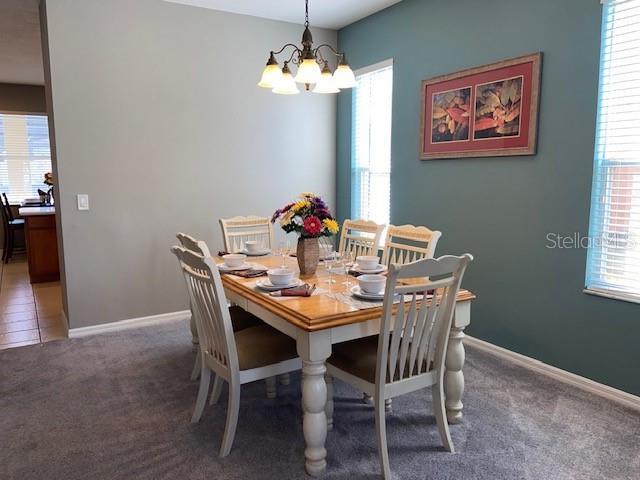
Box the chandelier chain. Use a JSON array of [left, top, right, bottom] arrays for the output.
[[305, 0, 309, 27]]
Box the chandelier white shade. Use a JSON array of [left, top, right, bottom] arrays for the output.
[[313, 63, 340, 93], [294, 58, 322, 84], [257, 58, 284, 89], [272, 64, 300, 94], [258, 0, 355, 95], [333, 63, 357, 88]]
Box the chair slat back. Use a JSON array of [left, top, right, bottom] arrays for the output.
[[1, 193, 14, 223], [170, 246, 238, 377], [219, 216, 273, 253], [338, 219, 385, 259], [377, 254, 472, 386], [381, 224, 442, 266], [176, 232, 211, 258]]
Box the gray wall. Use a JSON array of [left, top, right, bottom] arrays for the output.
[[43, 0, 337, 328], [336, 0, 640, 395]]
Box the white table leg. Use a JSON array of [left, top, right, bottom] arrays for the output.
[[297, 330, 331, 477], [444, 301, 471, 424]]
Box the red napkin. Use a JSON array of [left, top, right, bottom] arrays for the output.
[[223, 269, 267, 278], [271, 284, 316, 297]]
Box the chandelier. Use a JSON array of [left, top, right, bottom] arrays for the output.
[[257, 0, 356, 95]]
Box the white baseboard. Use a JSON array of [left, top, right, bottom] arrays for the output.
[[464, 335, 640, 412], [69, 310, 190, 338]]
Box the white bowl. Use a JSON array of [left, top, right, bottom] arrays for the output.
[[223, 253, 246, 268], [357, 274, 386, 294], [244, 240, 260, 253], [267, 268, 295, 286], [356, 255, 380, 271]]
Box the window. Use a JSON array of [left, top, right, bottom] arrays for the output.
[[351, 60, 393, 227], [585, 0, 640, 302], [0, 114, 52, 203]]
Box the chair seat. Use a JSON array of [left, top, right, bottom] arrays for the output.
[[328, 335, 431, 384], [229, 306, 261, 331], [328, 335, 380, 383], [235, 324, 298, 371]]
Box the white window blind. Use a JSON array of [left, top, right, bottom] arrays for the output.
[[351, 60, 393, 227], [586, 0, 640, 301], [0, 114, 52, 203]]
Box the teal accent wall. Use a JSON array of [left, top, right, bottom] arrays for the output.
[[337, 0, 640, 395]]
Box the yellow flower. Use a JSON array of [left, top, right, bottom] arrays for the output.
[[322, 218, 339, 235], [280, 209, 295, 226], [292, 200, 310, 212]]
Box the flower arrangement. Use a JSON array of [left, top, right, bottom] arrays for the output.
[[271, 193, 339, 239]]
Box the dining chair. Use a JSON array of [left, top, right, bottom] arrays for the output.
[[171, 246, 301, 457], [381, 224, 442, 266], [1, 193, 25, 264], [338, 219, 385, 259], [326, 254, 473, 479], [219, 215, 273, 253], [175, 233, 262, 381], [356, 225, 444, 407]]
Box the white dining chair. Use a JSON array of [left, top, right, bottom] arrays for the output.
[[171, 246, 301, 457], [357, 225, 444, 407], [338, 219, 385, 259], [219, 215, 274, 253], [381, 224, 442, 266], [175, 233, 262, 381], [326, 254, 473, 479]]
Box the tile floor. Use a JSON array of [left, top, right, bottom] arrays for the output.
[[0, 255, 67, 350]]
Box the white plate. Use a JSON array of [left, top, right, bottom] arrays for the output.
[[352, 264, 388, 274], [218, 263, 252, 272], [256, 278, 303, 291], [240, 248, 271, 256], [350, 285, 385, 300], [218, 262, 267, 272]]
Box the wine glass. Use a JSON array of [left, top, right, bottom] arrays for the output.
[[324, 251, 336, 284], [342, 251, 355, 292], [278, 240, 290, 268]]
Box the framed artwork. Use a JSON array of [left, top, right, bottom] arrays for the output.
[[420, 52, 542, 159]]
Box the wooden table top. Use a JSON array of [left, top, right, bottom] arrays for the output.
[[217, 255, 475, 332]]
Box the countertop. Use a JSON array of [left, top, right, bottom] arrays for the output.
[[18, 206, 56, 216]]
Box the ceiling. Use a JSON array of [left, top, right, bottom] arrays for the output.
[[165, 0, 403, 29], [0, 0, 43, 85]]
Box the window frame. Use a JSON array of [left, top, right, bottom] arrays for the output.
[[584, 0, 640, 305], [0, 113, 53, 204], [350, 58, 394, 231]]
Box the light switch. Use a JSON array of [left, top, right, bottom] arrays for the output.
[[77, 194, 89, 211]]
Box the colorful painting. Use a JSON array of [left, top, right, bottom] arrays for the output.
[[473, 76, 523, 140], [430, 87, 471, 143], [420, 53, 541, 159]]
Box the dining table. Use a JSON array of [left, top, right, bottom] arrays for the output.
[[217, 254, 476, 476]]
